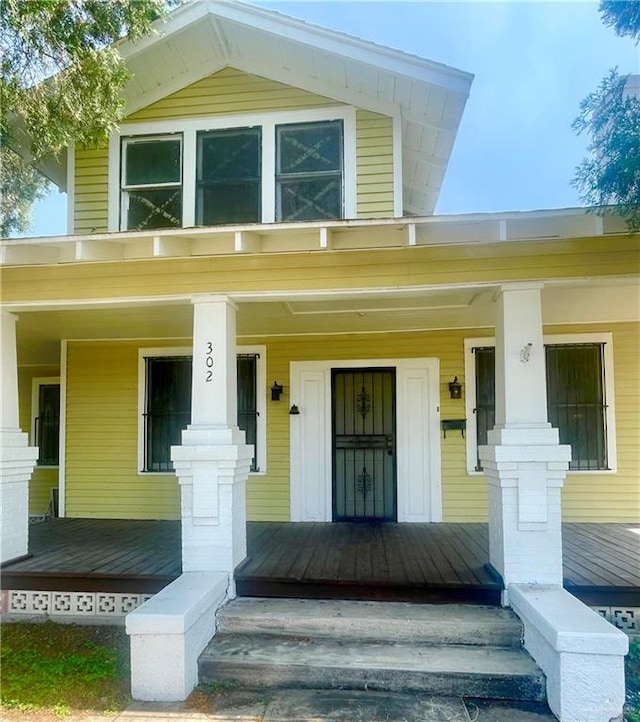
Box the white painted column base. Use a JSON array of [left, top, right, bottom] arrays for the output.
[[126, 571, 228, 701], [480, 425, 571, 589], [172, 426, 253, 580], [0, 430, 39, 564], [509, 584, 628, 722]]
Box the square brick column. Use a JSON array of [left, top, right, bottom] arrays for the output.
[[479, 284, 571, 591], [171, 297, 253, 587], [1, 312, 38, 563]]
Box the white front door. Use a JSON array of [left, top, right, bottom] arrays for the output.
[[290, 358, 441, 523]]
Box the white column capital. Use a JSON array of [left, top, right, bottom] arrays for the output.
[[191, 294, 237, 312], [498, 281, 545, 294]]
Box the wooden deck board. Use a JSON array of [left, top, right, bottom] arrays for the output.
[[2, 519, 638, 605]]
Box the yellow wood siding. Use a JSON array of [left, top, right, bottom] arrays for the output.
[[72, 68, 397, 230], [127, 68, 338, 122], [61, 323, 638, 523], [65, 341, 181, 519], [18, 366, 60, 514], [4, 235, 638, 305], [356, 110, 394, 217], [74, 146, 109, 234]]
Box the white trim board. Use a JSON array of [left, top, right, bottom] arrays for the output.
[[289, 358, 441, 523]]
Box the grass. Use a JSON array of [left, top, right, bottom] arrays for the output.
[[0, 622, 131, 719], [627, 637, 640, 722]]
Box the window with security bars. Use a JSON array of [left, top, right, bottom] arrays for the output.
[[121, 136, 182, 230], [196, 128, 261, 225], [276, 120, 343, 221], [545, 344, 607, 470], [144, 354, 259, 472], [35, 384, 60, 466], [473, 343, 608, 471]]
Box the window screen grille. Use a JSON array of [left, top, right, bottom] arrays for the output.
[[36, 384, 60, 466], [276, 120, 343, 221], [545, 344, 607, 470], [144, 354, 259, 472], [144, 357, 192, 472], [196, 128, 261, 225], [473, 343, 608, 471], [122, 136, 182, 231]]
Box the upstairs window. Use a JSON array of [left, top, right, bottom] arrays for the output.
[[197, 128, 261, 225], [117, 111, 353, 231], [121, 136, 182, 231], [276, 120, 344, 221], [471, 342, 610, 471]]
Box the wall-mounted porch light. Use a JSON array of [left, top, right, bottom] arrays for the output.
[[448, 376, 462, 399], [270, 381, 283, 401]]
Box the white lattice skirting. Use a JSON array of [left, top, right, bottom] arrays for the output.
[[1, 590, 154, 618], [1, 589, 638, 632]]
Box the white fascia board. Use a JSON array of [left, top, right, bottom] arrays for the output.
[[207, 1, 473, 95], [116, 1, 212, 62]]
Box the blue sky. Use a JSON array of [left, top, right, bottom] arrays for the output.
[[28, 0, 638, 237]]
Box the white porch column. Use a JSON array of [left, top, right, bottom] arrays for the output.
[[171, 296, 253, 583], [0, 312, 38, 563], [479, 284, 571, 589]]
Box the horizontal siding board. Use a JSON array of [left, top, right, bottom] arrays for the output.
[[26, 321, 638, 525]]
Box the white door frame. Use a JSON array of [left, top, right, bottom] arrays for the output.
[[290, 358, 441, 523]]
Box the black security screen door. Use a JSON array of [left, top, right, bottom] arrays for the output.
[[332, 368, 396, 522]]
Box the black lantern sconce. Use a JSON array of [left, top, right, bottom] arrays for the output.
[[448, 376, 462, 399], [270, 381, 284, 401]]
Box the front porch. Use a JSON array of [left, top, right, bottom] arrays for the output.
[[2, 519, 638, 616]]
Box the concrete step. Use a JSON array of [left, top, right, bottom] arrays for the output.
[[199, 633, 546, 702], [216, 597, 523, 648]]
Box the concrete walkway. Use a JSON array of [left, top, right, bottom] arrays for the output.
[[115, 689, 557, 721]]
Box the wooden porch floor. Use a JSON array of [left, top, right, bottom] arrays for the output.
[[2, 519, 639, 606]]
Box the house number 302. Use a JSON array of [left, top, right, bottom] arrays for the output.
[[205, 342, 214, 382]]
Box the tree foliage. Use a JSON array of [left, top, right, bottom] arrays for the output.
[[572, 1, 640, 230], [572, 69, 640, 230], [599, 1, 640, 40], [0, 0, 171, 237]]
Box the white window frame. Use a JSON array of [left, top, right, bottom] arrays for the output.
[[464, 333, 617, 475], [31, 376, 61, 468], [137, 345, 267, 475], [120, 134, 183, 232], [109, 107, 357, 232]]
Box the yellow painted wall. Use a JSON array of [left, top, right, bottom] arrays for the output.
[[74, 146, 109, 235], [72, 68, 395, 232], [18, 365, 60, 514], [4, 235, 638, 306], [356, 110, 394, 217], [60, 323, 639, 523], [127, 67, 338, 122], [65, 340, 181, 519]]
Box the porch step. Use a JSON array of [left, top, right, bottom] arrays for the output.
[[199, 598, 546, 703], [216, 597, 524, 648]]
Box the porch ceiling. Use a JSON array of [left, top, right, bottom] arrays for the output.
[[13, 278, 640, 366]]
